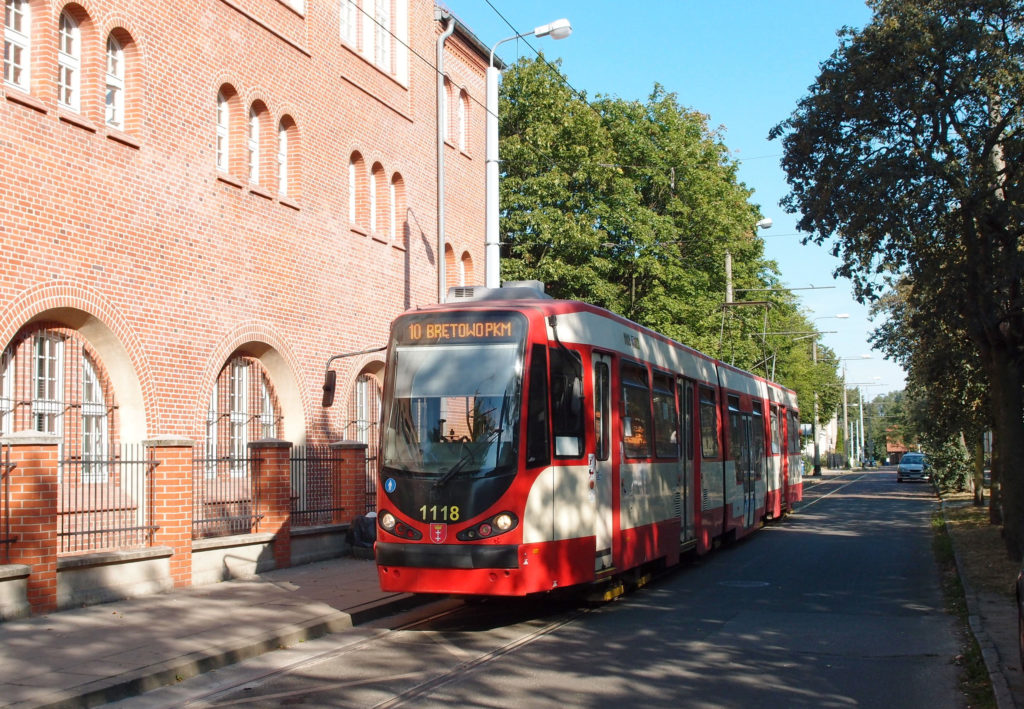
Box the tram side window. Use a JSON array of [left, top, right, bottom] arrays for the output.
[[550, 348, 584, 458], [595, 361, 610, 461], [699, 387, 720, 459], [752, 402, 765, 480], [652, 372, 679, 459], [788, 410, 800, 454], [682, 381, 694, 461], [728, 395, 745, 484], [621, 363, 652, 459], [770, 404, 781, 455], [526, 344, 551, 468]]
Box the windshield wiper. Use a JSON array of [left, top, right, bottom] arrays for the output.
[[433, 443, 477, 489], [432, 426, 506, 489]]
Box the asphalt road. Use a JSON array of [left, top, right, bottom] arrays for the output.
[[118, 468, 963, 708]]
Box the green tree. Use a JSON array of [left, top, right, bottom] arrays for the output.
[[771, 0, 1024, 557], [499, 57, 843, 416]]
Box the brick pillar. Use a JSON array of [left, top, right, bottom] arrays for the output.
[[331, 440, 368, 523], [2, 432, 60, 615], [145, 437, 194, 588], [251, 439, 292, 569]]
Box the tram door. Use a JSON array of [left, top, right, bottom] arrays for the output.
[[678, 379, 696, 542], [592, 352, 614, 572], [728, 398, 756, 529]]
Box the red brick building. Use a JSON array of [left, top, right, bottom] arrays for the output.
[[0, 0, 489, 614]]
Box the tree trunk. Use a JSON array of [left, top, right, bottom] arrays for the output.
[[987, 348, 1024, 561], [972, 432, 985, 506]]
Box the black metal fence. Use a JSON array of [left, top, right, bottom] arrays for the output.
[[341, 420, 378, 514], [192, 453, 261, 539], [1, 444, 13, 563], [58, 444, 157, 555], [290, 445, 347, 527]]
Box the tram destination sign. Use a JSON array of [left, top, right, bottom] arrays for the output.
[[395, 311, 525, 346]]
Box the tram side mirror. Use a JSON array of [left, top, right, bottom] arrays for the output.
[[322, 370, 337, 408]]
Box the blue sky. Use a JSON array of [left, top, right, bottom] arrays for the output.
[[448, 0, 905, 396]]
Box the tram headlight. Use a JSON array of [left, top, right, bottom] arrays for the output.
[[494, 513, 514, 531], [380, 511, 397, 532]]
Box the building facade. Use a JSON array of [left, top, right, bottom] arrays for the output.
[[0, 0, 488, 611]]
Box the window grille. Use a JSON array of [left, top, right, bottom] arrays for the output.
[[347, 373, 380, 512], [33, 333, 65, 436], [3, 0, 30, 90], [0, 350, 12, 436], [1, 327, 118, 485], [195, 356, 281, 538], [81, 356, 109, 482]]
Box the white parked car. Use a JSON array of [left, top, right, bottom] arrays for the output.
[[896, 452, 929, 483]]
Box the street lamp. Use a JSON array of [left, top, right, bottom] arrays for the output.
[[485, 19, 573, 288], [809, 314, 848, 475]]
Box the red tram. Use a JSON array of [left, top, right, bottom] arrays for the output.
[[374, 283, 802, 596]]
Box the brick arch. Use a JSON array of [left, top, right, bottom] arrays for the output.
[[197, 321, 308, 445], [0, 280, 154, 443]]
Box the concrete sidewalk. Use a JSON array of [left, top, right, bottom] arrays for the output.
[[0, 557, 432, 709]]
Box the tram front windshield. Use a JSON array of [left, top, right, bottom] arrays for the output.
[[383, 341, 522, 480]]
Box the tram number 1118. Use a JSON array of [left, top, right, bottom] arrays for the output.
[[420, 505, 460, 522]]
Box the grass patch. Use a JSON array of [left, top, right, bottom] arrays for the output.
[[932, 506, 996, 708]]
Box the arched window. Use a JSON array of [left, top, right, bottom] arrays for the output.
[[390, 172, 406, 246], [277, 120, 289, 195], [444, 243, 457, 290], [205, 356, 282, 475], [81, 355, 109, 481], [348, 372, 381, 445], [370, 162, 386, 233], [33, 332, 64, 435], [458, 90, 468, 151], [460, 251, 473, 287], [248, 106, 261, 184], [216, 91, 230, 172], [0, 327, 117, 456], [4, 0, 31, 90], [442, 78, 451, 142], [58, 11, 81, 111], [105, 35, 125, 128], [349, 151, 366, 226], [0, 349, 12, 435]]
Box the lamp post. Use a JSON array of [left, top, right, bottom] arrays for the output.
[[848, 378, 883, 466], [486, 19, 572, 288], [840, 355, 872, 467], [809, 314, 848, 475]]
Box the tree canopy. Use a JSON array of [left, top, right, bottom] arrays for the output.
[[498, 57, 843, 422], [771, 0, 1024, 556]]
